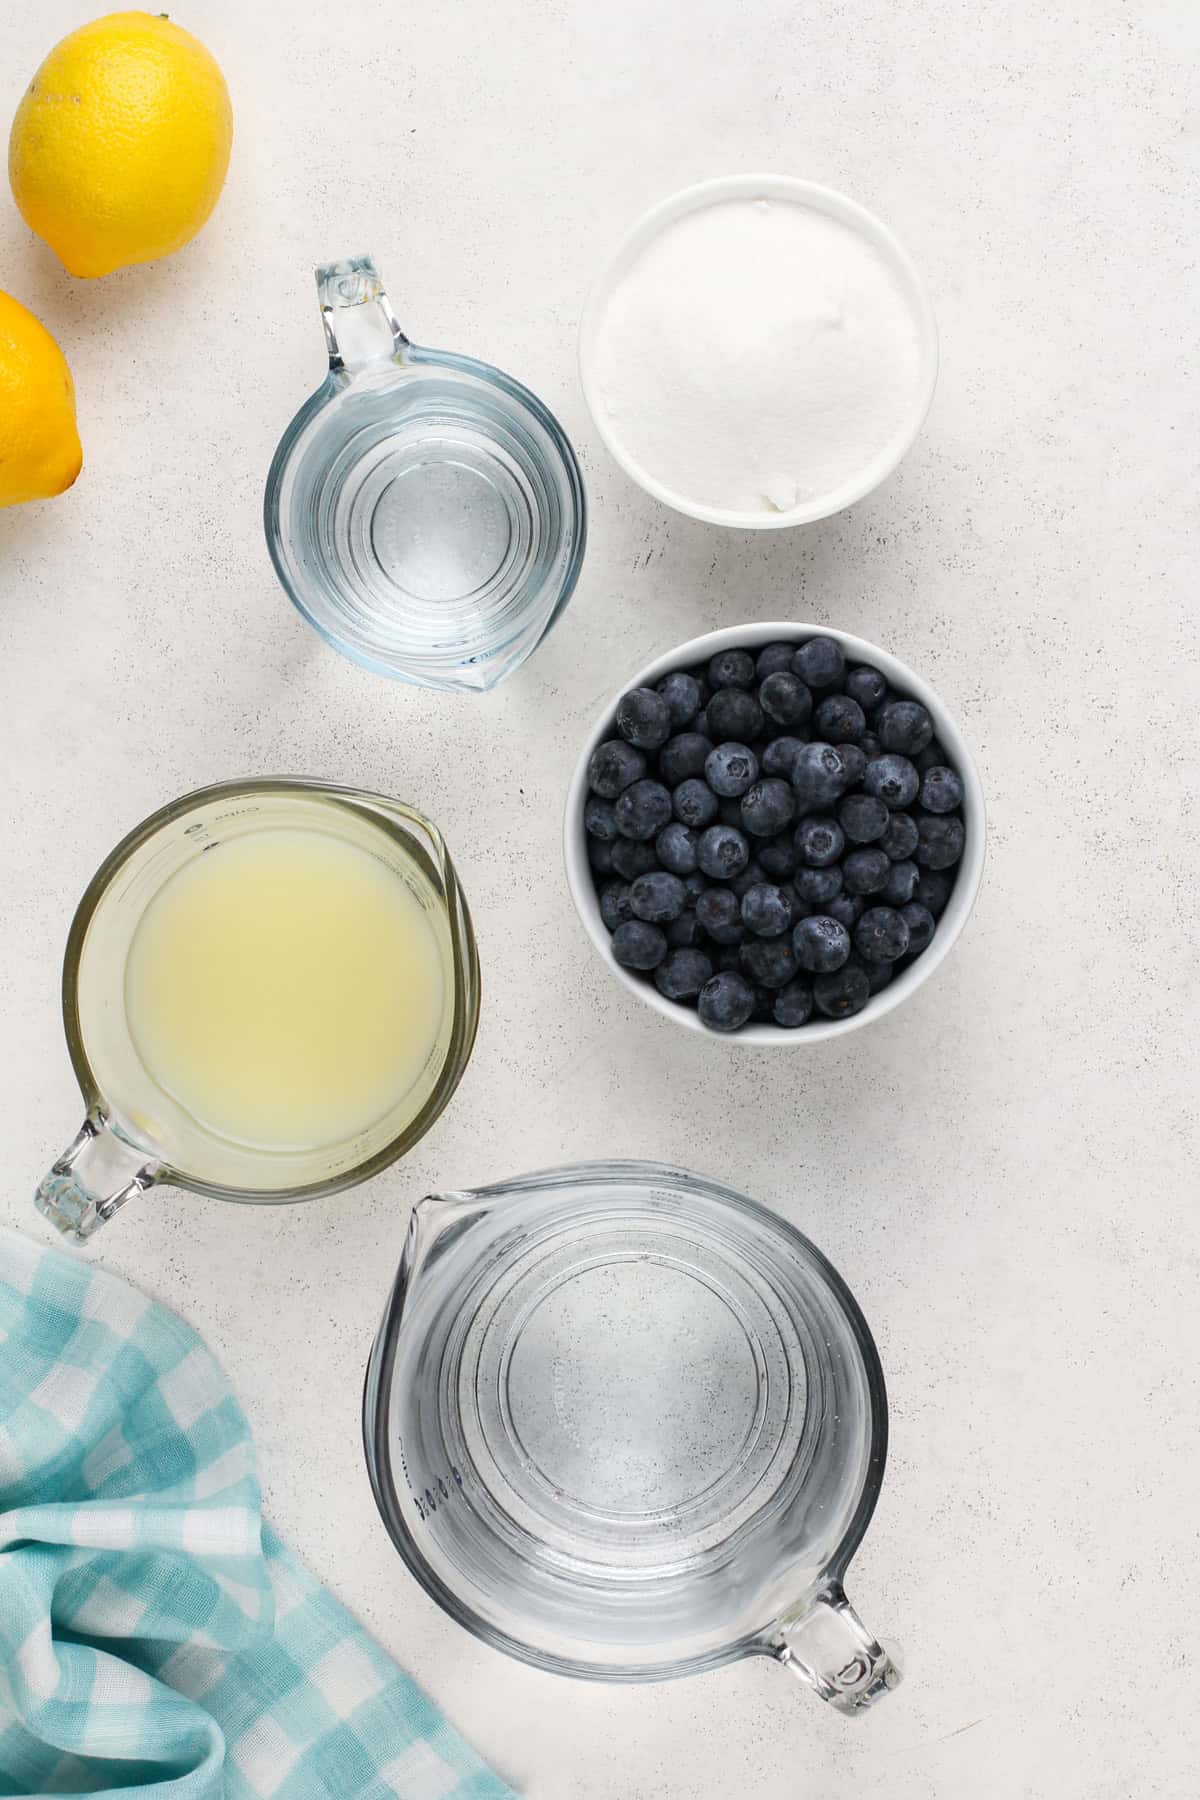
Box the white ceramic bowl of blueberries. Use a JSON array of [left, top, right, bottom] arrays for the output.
[[564, 623, 985, 1041]]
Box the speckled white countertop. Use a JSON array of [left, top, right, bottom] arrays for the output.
[[2, 2, 1198, 1795]]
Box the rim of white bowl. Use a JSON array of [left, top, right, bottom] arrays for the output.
[[579, 174, 939, 530], [564, 623, 986, 1044]]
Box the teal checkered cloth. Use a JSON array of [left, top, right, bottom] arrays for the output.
[[0, 1230, 515, 1800]]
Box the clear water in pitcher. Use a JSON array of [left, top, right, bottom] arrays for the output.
[[285, 366, 575, 679]]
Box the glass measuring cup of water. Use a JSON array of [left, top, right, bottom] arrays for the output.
[[364, 1161, 900, 1713], [36, 779, 479, 1241], [264, 255, 587, 692]]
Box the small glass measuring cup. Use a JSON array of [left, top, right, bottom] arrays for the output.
[[364, 1161, 900, 1713], [264, 255, 587, 692], [36, 779, 479, 1241]]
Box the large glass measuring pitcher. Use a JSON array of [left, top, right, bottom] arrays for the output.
[[364, 1162, 900, 1714], [36, 779, 479, 1241], [264, 254, 586, 692]]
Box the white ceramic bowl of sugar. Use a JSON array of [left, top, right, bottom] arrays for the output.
[[579, 175, 938, 530]]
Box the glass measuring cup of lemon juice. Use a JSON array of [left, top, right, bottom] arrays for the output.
[[36, 780, 479, 1240]]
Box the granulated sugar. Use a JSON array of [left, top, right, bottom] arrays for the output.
[[592, 197, 925, 516]]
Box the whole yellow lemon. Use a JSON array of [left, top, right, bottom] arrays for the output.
[[9, 11, 232, 278], [0, 292, 82, 506]]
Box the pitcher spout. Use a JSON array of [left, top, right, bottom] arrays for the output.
[[398, 1188, 497, 1300]]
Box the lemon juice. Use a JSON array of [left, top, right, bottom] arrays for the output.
[[124, 827, 444, 1152]]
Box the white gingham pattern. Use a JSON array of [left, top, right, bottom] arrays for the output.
[[0, 1229, 515, 1800]]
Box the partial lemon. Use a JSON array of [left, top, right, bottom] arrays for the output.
[[9, 11, 232, 279], [0, 292, 82, 507]]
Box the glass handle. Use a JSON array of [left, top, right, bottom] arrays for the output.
[[35, 1113, 159, 1242], [776, 1582, 902, 1716], [315, 253, 409, 375]]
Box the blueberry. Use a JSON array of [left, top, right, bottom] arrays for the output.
[[826, 892, 863, 931], [692, 707, 710, 738], [706, 687, 764, 742], [813, 962, 871, 1019], [854, 906, 911, 963], [714, 945, 744, 972], [587, 837, 615, 875], [758, 833, 799, 879], [791, 742, 846, 810], [741, 882, 795, 938], [708, 648, 756, 690], [913, 738, 946, 774], [762, 735, 808, 778], [881, 858, 919, 906], [792, 636, 846, 689], [681, 871, 707, 906], [740, 777, 795, 837], [616, 687, 672, 750], [863, 754, 920, 809], [673, 778, 719, 830], [610, 837, 660, 880], [914, 811, 965, 870], [793, 914, 851, 974], [656, 670, 703, 727], [666, 910, 703, 948], [773, 979, 814, 1028], [698, 824, 750, 881], [842, 847, 891, 895], [759, 671, 813, 729], [756, 641, 798, 680], [845, 664, 888, 712], [630, 870, 687, 923], [919, 766, 964, 814], [614, 778, 673, 841], [795, 863, 843, 905], [659, 732, 714, 786], [813, 693, 866, 743], [878, 810, 919, 861], [858, 953, 895, 995], [740, 935, 799, 989], [914, 869, 953, 916], [697, 970, 756, 1032], [838, 792, 889, 844], [611, 920, 667, 970], [858, 732, 881, 759], [750, 984, 776, 1023], [900, 902, 936, 953], [655, 821, 698, 876], [598, 881, 634, 930], [877, 699, 934, 756], [584, 795, 619, 841], [695, 886, 744, 944], [835, 743, 868, 789], [654, 947, 713, 1001], [795, 814, 845, 867], [588, 738, 646, 799], [706, 743, 759, 798], [729, 858, 768, 899]]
